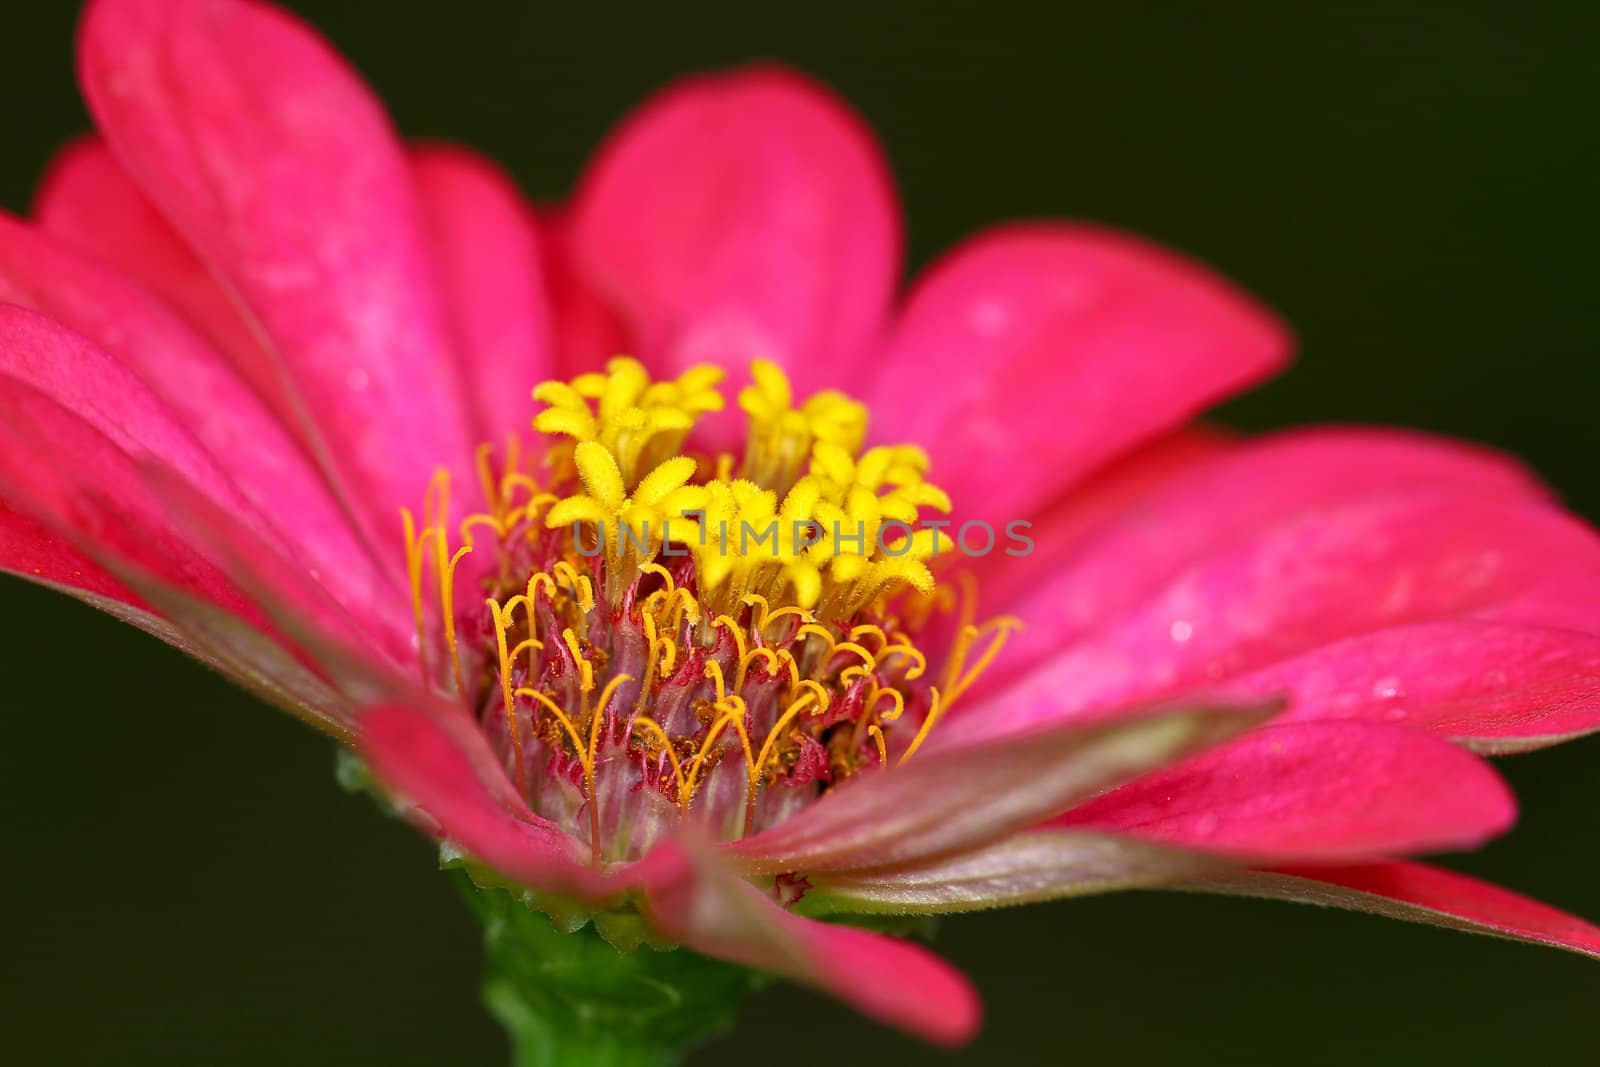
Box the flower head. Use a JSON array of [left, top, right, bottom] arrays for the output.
[[5, 0, 1600, 1053]]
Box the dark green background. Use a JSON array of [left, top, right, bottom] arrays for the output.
[[3, 2, 1598, 1063]]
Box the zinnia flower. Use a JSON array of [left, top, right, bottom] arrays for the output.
[[5, 0, 1599, 1057]]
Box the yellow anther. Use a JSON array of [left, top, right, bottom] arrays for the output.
[[589, 672, 632, 769], [898, 687, 944, 766], [704, 660, 728, 705], [713, 614, 749, 664], [514, 686, 586, 758], [736, 646, 779, 691], [639, 561, 677, 595], [867, 723, 888, 768], [795, 623, 837, 654], [740, 592, 772, 632], [685, 700, 754, 812], [630, 716, 688, 806], [869, 685, 906, 723], [400, 507, 431, 685], [561, 627, 594, 692], [761, 605, 813, 637], [792, 679, 831, 715], [833, 641, 877, 682], [942, 616, 1023, 708], [437, 539, 472, 700], [849, 623, 888, 650], [487, 598, 524, 787], [552, 561, 596, 614], [878, 640, 927, 681], [747, 692, 826, 826], [458, 513, 505, 549]]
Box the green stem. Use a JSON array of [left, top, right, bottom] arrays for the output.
[[458, 875, 766, 1067]]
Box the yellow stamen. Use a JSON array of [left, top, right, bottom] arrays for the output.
[[867, 723, 888, 768]]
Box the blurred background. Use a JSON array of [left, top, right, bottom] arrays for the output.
[[2, 1, 1598, 1063]]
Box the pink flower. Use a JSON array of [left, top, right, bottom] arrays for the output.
[[4, 0, 1600, 1049]]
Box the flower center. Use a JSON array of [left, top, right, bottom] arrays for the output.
[[402, 358, 1017, 864]]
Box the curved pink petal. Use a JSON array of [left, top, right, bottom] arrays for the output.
[[8, 428, 350, 734], [131, 455, 414, 678], [32, 136, 298, 427], [0, 509, 289, 714], [0, 305, 257, 610], [864, 223, 1290, 521], [803, 830, 1225, 915], [1198, 861, 1600, 961], [1237, 621, 1600, 753], [732, 700, 1271, 876], [0, 212, 401, 640], [644, 839, 980, 1046], [0, 305, 392, 718], [0, 361, 355, 715], [0, 501, 140, 605], [1055, 721, 1516, 860], [360, 703, 981, 1044], [570, 67, 900, 393], [412, 144, 553, 444], [79, 0, 476, 542], [979, 426, 1547, 675], [104, 565, 353, 736], [956, 489, 1600, 743], [358, 702, 606, 899], [968, 427, 1232, 611]]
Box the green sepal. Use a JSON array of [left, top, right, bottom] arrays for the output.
[[457, 872, 770, 1067]]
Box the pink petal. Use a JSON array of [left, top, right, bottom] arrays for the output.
[[366, 687, 985, 1051], [360, 705, 982, 1044], [362, 696, 983, 1045], [0, 211, 401, 641], [0, 501, 140, 605], [0, 305, 384, 723], [0, 305, 258, 613], [412, 144, 553, 444], [0, 506, 271, 699], [1055, 721, 1515, 860], [864, 223, 1289, 521], [964, 427, 1231, 619], [803, 830, 1224, 915], [107, 566, 353, 736], [644, 838, 981, 1046], [132, 454, 414, 675], [958, 488, 1600, 742], [732, 700, 1270, 876], [981, 426, 1546, 675], [537, 206, 631, 378], [358, 702, 608, 900], [570, 67, 900, 393], [1238, 621, 1600, 753], [0, 356, 352, 732], [32, 136, 298, 427], [79, 0, 477, 541], [1198, 861, 1600, 961]]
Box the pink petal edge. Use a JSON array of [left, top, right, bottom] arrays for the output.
[[1055, 720, 1516, 860], [864, 222, 1290, 522], [78, 0, 478, 542], [571, 65, 900, 395], [1196, 861, 1600, 961]]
